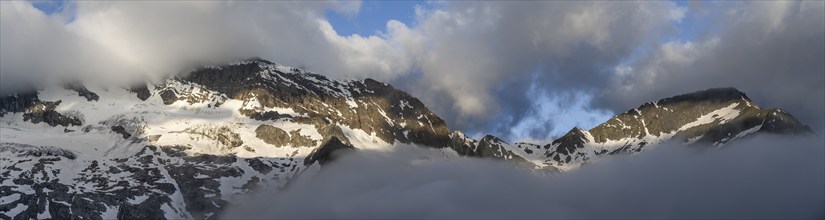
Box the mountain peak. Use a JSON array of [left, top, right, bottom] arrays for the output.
[[243, 57, 274, 64], [567, 127, 586, 134], [480, 135, 506, 144], [539, 87, 812, 169], [655, 87, 750, 107]]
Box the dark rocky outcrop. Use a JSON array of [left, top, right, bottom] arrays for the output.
[[0, 92, 83, 127], [159, 89, 178, 105], [303, 137, 355, 165], [759, 109, 812, 135], [0, 91, 41, 117], [127, 83, 152, 101], [448, 131, 531, 164], [239, 109, 293, 121], [254, 124, 290, 147], [544, 128, 593, 163], [65, 82, 100, 102], [255, 125, 316, 147], [448, 131, 480, 156], [111, 126, 132, 139], [0, 143, 77, 159], [176, 126, 243, 150], [245, 158, 273, 174], [23, 101, 83, 127]]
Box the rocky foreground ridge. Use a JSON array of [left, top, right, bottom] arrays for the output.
[[0, 58, 811, 219]]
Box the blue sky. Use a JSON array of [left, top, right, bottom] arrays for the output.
[[33, 0, 425, 36], [32, 0, 68, 15], [326, 1, 425, 37]]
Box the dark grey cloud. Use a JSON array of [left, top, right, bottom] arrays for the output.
[[1, 1, 683, 142], [3, 1, 821, 141], [222, 135, 825, 219], [386, 1, 682, 141], [405, 1, 824, 141], [600, 1, 825, 132]]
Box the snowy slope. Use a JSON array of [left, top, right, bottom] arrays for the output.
[[0, 59, 458, 219]]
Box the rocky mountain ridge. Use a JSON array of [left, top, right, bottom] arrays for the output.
[[0, 58, 812, 219], [455, 88, 811, 170]]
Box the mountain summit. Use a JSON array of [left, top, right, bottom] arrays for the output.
[[542, 87, 811, 169], [446, 87, 811, 170], [0, 59, 811, 219]]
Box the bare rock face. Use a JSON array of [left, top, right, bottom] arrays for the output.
[[127, 83, 152, 101], [447, 131, 534, 166], [178, 59, 452, 148], [1, 143, 77, 159], [544, 128, 594, 164], [303, 136, 356, 166], [0, 91, 40, 116], [111, 126, 132, 139], [540, 88, 813, 168], [0, 91, 83, 127], [65, 82, 100, 102], [255, 125, 316, 148], [180, 126, 244, 150], [448, 131, 480, 156], [22, 101, 83, 127]]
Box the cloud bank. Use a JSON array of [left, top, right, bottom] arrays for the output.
[[1, 1, 410, 90], [222, 135, 825, 219], [600, 1, 825, 135], [2, 1, 823, 140]]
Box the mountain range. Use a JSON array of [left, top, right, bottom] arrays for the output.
[[0, 58, 811, 219]]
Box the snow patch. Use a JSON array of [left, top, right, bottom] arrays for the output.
[[678, 103, 741, 131]]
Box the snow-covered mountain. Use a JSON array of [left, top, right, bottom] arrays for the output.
[[454, 87, 812, 171], [0, 58, 811, 219]]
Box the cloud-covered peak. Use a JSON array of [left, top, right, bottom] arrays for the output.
[[2, 1, 822, 141]]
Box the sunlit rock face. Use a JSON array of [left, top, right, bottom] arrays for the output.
[[0, 58, 811, 219], [540, 88, 812, 170], [0, 58, 454, 219], [450, 87, 811, 171]]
